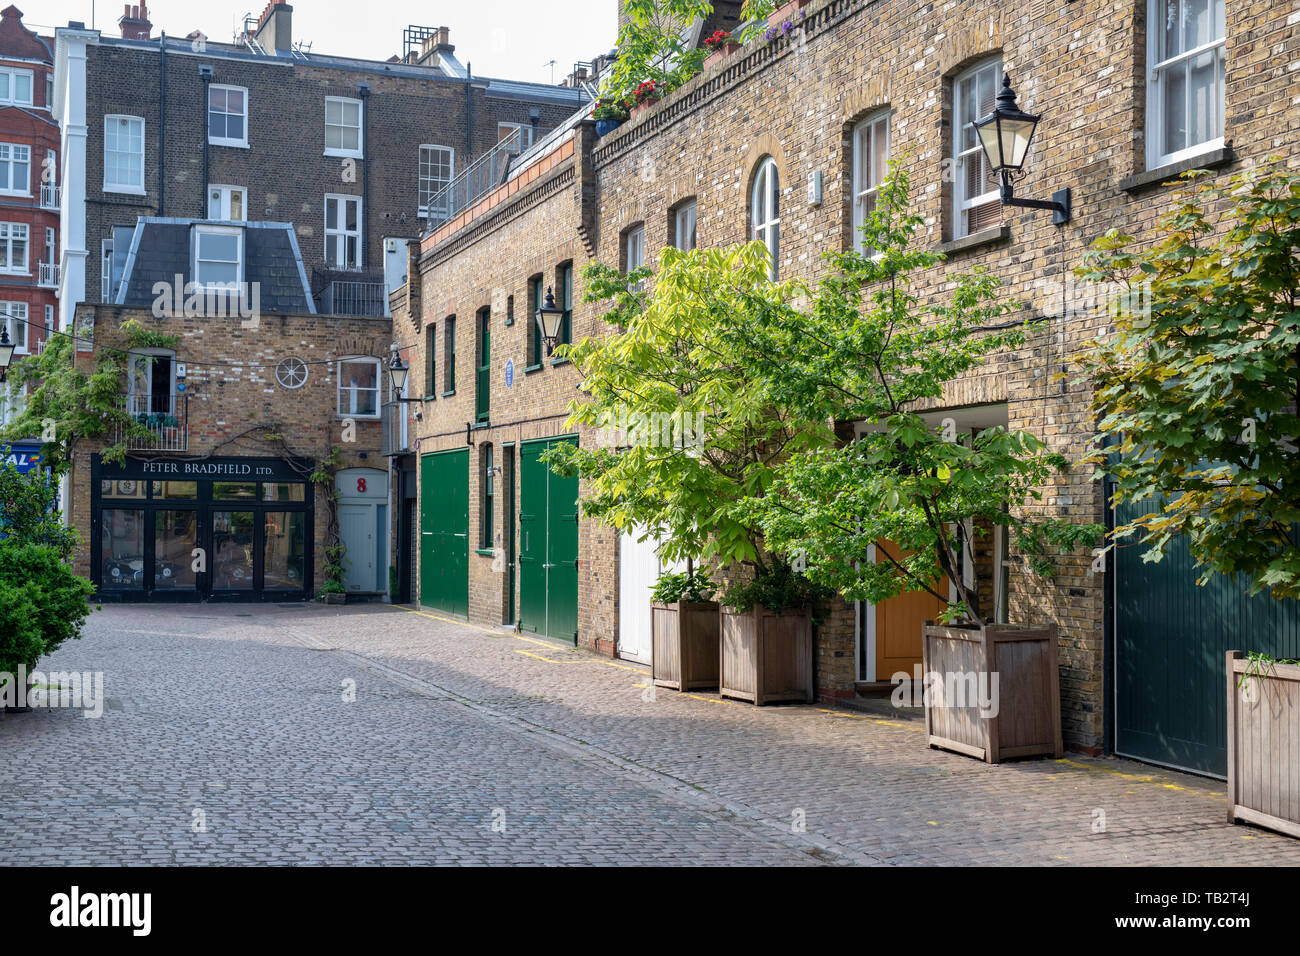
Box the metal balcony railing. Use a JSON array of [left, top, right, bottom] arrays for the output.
[[320, 279, 387, 317], [425, 126, 524, 230], [37, 261, 59, 288], [39, 183, 60, 209], [381, 401, 411, 457], [115, 393, 189, 452]]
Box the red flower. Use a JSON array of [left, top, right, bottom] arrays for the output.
[[704, 29, 733, 50]]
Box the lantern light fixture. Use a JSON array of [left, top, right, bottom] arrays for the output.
[[973, 74, 1071, 225], [535, 287, 565, 356], [0, 327, 15, 383]]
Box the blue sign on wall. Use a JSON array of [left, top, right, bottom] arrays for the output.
[[1, 444, 44, 475], [505, 359, 515, 389]]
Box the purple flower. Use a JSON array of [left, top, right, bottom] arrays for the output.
[[764, 26, 778, 40], [782, 20, 793, 35]]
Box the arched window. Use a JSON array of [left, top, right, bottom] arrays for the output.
[[750, 156, 780, 278]]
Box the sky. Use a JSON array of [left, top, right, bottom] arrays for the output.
[[25, 0, 618, 85]]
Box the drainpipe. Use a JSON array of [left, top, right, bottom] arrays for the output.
[[199, 64, 213, 218], [465, 63, 473, 162], [358, 82, 370, 270], [158, 33, 166, 216]]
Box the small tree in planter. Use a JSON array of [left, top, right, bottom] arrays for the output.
[[543, 243, 824, 697], [733, 165, 1100, 753], [650, 568, 720, 690], [599, 0, 712, 117], [1078, 162, 1300, 832]]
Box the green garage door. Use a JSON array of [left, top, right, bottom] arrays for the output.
[[1114, 495, 1300, 776], [419, 449, 469, 616], [519, 437, 578, 642]]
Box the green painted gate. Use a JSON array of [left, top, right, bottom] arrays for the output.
[[518, 437, 578, 642], [419, 449, 469, 616], [1114, 495, 1300, 776]]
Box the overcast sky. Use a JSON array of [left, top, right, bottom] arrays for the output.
[[25, 1, 618, 85]]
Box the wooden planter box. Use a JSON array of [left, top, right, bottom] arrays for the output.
[[651, 601, 720, 691], [630, 97, 661, 120], [921, 623, 1062, 763], [720, 605, 813, 705], [703, 41, 742, 71], [1227, 651, 1300, 838]]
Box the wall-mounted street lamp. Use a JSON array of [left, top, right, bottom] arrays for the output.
[[0, 328, 15, 383], [387, 351, 421, 403], [535, 287, 565, 356], [973, 75, 1070, 225]]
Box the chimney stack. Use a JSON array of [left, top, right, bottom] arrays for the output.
[[254, 0, 293, 54], [417, 26, 453, 67], [118, 2, 152, 40]]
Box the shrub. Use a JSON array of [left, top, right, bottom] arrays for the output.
[[651, 568, 716, 604], [0, 540, 94, 673]]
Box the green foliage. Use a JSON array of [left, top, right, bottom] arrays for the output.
[[0, 539, 94, 672], [737, 0, 777, 41], [729, 163, 1101, 624], [543, 242, 821, 570], [0, 455, 79, 559], [719, 561, 832, 617], [0, 319, 180, 472], [651, 567, 716, 604], [600, 0, 713, 106], [312, 447, 348, 598], [1078, 160, 1300, 599]]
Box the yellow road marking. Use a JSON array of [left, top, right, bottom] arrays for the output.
[[1052, 759, 1223, 800], [814, 707, 917, 730]]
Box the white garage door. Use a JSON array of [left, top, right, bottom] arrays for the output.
[[617, 529, 684, 664]]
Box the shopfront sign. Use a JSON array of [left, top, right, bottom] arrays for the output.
[[97, 456, 309, 483], [2, 444, 45, 475]]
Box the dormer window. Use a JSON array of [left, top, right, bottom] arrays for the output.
[[192, 225, 243, 289]]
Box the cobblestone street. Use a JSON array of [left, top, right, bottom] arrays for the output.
[[3, 603, 1299, 866]]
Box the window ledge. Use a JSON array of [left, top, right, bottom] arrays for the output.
[[550, 357, 571, 368], [441, 389, 456, 398], [472, 420, 490, 429], [1119, 146, 1234, 193], [104, 185, 147, 196], [936, 225, 1010, 257], [209, 140, 249, 149], [423, 395, 436, 403], [323, 149, 364, 160], [474, 548, 495, 557], [523, 363, 544, 374]]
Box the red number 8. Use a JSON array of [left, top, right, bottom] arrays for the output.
[[357, 478, 367, 493]]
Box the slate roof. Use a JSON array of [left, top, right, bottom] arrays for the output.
[[114, 218, 315, 314]]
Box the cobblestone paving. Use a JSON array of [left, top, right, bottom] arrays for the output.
[[3, 603, 1299, 866]]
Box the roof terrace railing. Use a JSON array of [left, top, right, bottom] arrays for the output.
[[425, 126, 525, 230]]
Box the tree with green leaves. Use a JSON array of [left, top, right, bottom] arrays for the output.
[[601, 0, 714, 106], [0, 454, 78, 558], [1078, 161, 1300, 598], [0, 319, 179, 473], [730, 165, 1101, 625], [544, 242, 824, 574]]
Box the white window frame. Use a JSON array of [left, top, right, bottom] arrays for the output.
[[674, 200, 697, 251], [0, 67, 33, 106], [207, 184, 247, 221], [1146, 0, 1227, 169], [192, 225, 244, 290], [0, 143, 30, 196], [417, 145, 455, 218], [1, 300, 27, 354], [952, 59, 1002, 240], [0, 222, 28, 274], [751, 156, 780, 279], [324, 96, 363, 159], [324, 193, 362, 270], [337, 357, 382, 420], [101, 239, 114, 302], [103, 114, 145, 195], [498, 122, 533, 149], [852, 111, 890, 254], [127, 348, 177, 417], [207, 84, 249, 148], [624, 224, 645, 273]]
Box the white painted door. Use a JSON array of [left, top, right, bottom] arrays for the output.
[[618, 529, 687, 664], [339, 504, 375, 593]]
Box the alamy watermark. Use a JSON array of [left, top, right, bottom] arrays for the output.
[[151, 275, 260, 329], [1, 666, 104, 718], [890, 665, 1000, 718], [596, 405, 707, 450]]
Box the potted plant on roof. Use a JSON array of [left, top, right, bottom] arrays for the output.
[[1078, 161, 1300, 835], [703, 29, 741, 70], [593, 97, 631, 137], [734, 163, 1100, 754], [542, 242, 818, 700], [598, 0, 712, 124], [629, 79, 667, 120]]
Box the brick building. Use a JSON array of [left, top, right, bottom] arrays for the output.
[[390, 0, 1299, 763], [64, 216, 390, 603], [50, 1, 588, 335], [0, 5, 58, 429]]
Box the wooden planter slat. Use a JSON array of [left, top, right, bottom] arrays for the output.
[[1227, 651, 1300, 838], [720, 605, 813, 705], [921, 623, 1061, 763], [651, 601, 720, 691]]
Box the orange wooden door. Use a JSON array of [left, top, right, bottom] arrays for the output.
[[874, 540, 948, 679]]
